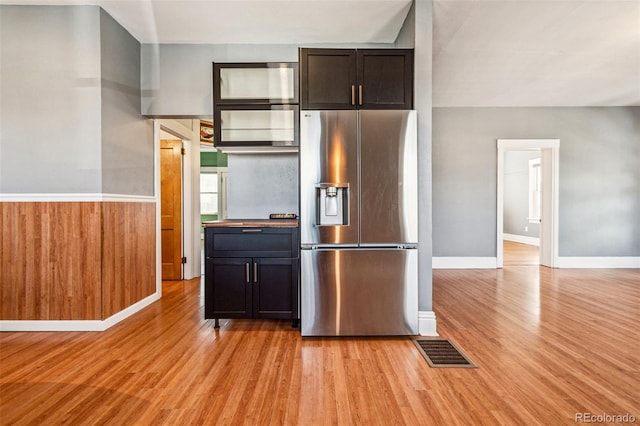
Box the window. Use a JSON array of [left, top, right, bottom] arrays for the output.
[[200, 172, 218, 215], [528, 158, 541, 223]]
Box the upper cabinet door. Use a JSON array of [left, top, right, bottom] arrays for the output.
[[214, 62, 298, 105], [300, 48, 414, 110], [357, 49, 413, 110], [300, 49, 357, 110], [214, 105, 299, 148]]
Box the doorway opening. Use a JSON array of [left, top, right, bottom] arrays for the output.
[[497, 139, 559, 268], [156, 119, 212, 283], [502, 151, 541, 266]]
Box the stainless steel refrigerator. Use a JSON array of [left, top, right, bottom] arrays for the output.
[[300, 110, 418, 336]]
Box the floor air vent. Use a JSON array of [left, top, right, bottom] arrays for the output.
[[413, 338, 477, 368]]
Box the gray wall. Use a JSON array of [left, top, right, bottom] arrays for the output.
[[394, 1, 415, 48], [414, 0, 433, 312], [226, 154, 298, 219], [1, 6, 102, 193], [100, 9, 153, 196], [433, 107, 640, 257], [504, 151, 540, 238], [0, 5, 151, 195]]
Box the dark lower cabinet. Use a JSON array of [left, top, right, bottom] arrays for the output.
[[205, 257, 253, 318], [204, 227, 299, 327], [252, 258, 297, 318]]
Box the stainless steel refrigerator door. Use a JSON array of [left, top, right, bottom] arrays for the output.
[[359, 110, 418, 245], [300, 110, 359, 246], [301, 248, 418, 336]]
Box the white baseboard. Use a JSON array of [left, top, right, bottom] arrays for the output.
[[433, 256, 638, 269], [0, 292, 161, 332], [418, 311, 438, 336], [503, 233, 540, 247], [433, 257, 498, 269], [557, 257, 640, 269]]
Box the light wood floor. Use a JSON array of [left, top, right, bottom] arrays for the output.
[[1, 266, 639, 425], [503, 240, 539, 266]]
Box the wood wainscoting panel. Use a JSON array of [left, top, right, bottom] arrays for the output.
[[0, 202, 102, 320], [101, 202, 156, 319], [1, 201, 156, 322]]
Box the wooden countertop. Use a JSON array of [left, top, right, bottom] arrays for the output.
[[202, 219, 298, 228]]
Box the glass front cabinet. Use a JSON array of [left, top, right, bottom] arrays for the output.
[[213, 62, 299, 150], [214, 63, 298, 104], [215, 105, 299, 148]]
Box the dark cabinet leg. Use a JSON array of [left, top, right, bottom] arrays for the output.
[[214, 318, 220, 328]]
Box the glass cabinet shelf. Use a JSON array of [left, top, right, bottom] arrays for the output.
[[214, 105, 299, 147], [214, 63, 298, 105]]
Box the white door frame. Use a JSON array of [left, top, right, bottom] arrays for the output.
[[156, 119, 201, 280], [497, 139, 560, 268]]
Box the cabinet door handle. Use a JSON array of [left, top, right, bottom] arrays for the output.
[[253, 263, 258, 283], [242, 229, 263, 233], [245, 262, 250, 283], [351, 85, 356, 106], [358, 85, 363, 105]]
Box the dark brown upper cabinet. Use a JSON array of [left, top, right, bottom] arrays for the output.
[[300, 49, 357, 110], [300, 48, 413, 110]]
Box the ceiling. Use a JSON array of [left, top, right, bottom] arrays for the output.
[[2, 0, 639, 106], [433, 0, 640, 107], [1, 0, 414, 44]]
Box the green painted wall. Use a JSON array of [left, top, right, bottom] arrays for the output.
[[200, 151, 227, 167]]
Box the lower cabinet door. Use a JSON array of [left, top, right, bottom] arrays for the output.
[[252, 258, 298, 319], [205, 257, 252, 319]]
